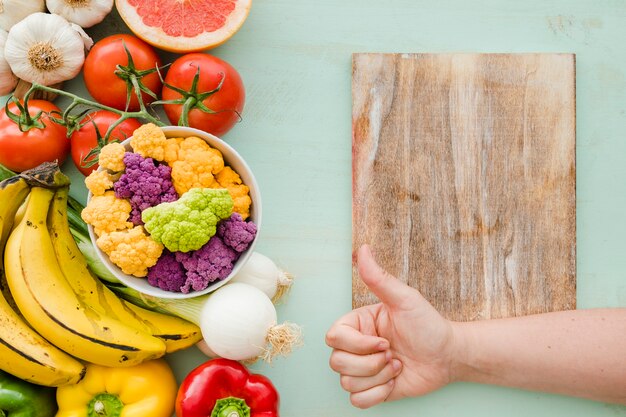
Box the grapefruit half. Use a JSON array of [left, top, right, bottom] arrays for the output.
[[115, 0, 252, 52]]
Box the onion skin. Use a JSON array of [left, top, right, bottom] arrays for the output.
[[230, 252, 293, 302], [200, 283, 277, 361]]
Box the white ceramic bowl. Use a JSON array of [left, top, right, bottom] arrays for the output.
[[87, 126, 262, 299]]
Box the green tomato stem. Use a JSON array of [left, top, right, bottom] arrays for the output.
[[27, 84, 121, 114], [179, 96, 197, 126], [4, 96, 44, 132], [22, 83, 166, 144], [129, 75, 148, 114], [102, 114, 132, 144]]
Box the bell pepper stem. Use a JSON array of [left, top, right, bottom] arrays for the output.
[[212, 397, 251, 417], [88, 393, 124, 417]]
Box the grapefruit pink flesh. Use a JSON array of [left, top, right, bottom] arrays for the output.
[[116, 0, 251, 52], [128, 0, 236, 37]]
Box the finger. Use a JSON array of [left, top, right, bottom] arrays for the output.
[[340, 359, 402, 393], [326, 323, 389, 354], [357, 244, 417, 308], [329, 305, 383, 338], [350, 379, 396, 409], [329, 349, 390, 377]]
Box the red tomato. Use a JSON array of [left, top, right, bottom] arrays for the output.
[[161, 53, 245, 137], [0, 100, 69, 172], [70, 111, 142, 176], [83, 34, 162, 111]]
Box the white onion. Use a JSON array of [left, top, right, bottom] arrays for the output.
[[201, 283, 277, 361], [230, 252, 293, 302], [195, 340, 219, 358]]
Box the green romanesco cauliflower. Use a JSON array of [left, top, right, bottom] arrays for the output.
[[141, 188, 233, 252]]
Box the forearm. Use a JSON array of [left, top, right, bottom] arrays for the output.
[[452, 308, 626, 404]]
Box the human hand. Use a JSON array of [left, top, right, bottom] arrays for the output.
[[325, 244, 460, 408]]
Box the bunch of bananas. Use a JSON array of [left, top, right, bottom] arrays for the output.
[[0, 165, 202, 387]]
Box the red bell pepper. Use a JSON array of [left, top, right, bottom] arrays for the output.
[[176, 358, 280, 417]]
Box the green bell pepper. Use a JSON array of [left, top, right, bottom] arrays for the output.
[[0, 371, 57, 417]]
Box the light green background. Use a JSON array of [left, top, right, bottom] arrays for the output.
[[32, 0, 626, 415]]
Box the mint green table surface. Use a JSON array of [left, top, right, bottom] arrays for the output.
[[52, 0, 626, 415]]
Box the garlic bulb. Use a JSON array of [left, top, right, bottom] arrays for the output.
[[5, 13, 91, 86], [46, 0, 114, 28], [0, 0, 46, 32], [0, 30, 17, 95]]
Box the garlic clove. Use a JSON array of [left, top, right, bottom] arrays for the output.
[[0, 0, 46, 32], [5, 13, 87, 86], [0, 29, 18, 95], [70, 22, 94, 50], [46, 0, 114, 28]]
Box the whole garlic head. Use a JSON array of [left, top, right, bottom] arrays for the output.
[[46, 0, 114, 28], [4, 13, 91, 86], [0, 30, 18, 95], [0, 0, 46, 32]]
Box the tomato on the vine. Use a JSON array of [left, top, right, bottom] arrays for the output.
[[70, 111, 141, 176], [161, 53, 245, 137], [83, 34, 162, 111], [0, 100, 69, 172]]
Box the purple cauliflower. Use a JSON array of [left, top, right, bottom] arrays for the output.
[[217, 213, 257, 252], [175, 236, 239, 293], [114, 152, 178, 225], [147, 250, 187, 292]]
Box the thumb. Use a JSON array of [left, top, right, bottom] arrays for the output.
[[357, 244, 417, 308]]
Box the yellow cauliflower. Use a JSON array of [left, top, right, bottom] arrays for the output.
[[96, 226, 163, 277], [85, 170, 116, 196], [215, 166, 252, 220], [163, 137, 184, 164], [130, 123, 167, 161], [81, 191, 133, 236], [98, 142, 126, 172], [169, 137, 225, 195]]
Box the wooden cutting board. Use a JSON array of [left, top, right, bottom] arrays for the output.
[[352, 53, 576, 321]]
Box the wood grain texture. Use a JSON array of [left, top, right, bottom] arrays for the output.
[[352, 53, 576, 321]]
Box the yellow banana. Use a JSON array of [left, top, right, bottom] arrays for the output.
[[0, 178, 29, 243], [123, 302, 203, 353], [0, 178, 29, 312], [48, 187, 202, 353], [0, 178, 86, 386], [5, 187, 166, 367], [10, 194, 28, 233]]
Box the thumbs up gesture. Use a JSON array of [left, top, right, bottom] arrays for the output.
[[325, 245, 459, 408]]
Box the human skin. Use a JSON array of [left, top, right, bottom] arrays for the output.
[[325, 245, 626, 409]]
